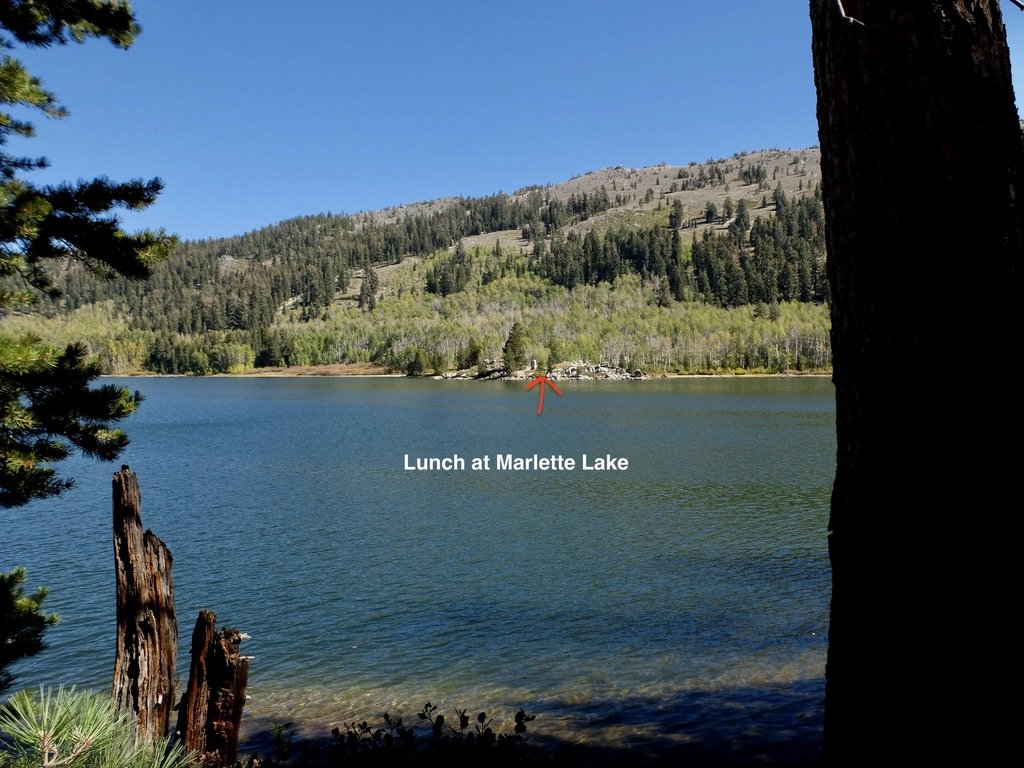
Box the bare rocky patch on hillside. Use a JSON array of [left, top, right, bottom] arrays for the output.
[[352, 147, 821, 243]]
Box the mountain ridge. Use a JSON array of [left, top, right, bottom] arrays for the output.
[[270, 146, 821, 244]]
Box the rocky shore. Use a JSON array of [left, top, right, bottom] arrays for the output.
[[439, 360, 648, 381]]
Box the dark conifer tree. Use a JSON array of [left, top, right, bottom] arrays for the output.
[[502, 322, 528, 374], [0, 0, 172, 696], [0, 1, 171, 507]]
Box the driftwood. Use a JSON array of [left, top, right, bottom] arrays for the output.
[[112, 467, 177, 742], [176, 609, 250, 766]]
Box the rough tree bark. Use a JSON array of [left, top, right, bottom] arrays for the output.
[[176, 609, 250, 766], [810, 1, 1022, 765], [112, 467, 177, 742]]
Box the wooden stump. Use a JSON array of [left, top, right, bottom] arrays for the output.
[[176, 609, 250, 766], [112, 467, 177, 742]]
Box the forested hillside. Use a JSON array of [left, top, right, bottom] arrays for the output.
[[2, 148, 831, 375]]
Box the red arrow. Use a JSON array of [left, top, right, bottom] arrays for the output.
[[525, 374, 563, 415]]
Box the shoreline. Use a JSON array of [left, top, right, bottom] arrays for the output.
[[234, 675, 825, 767], [106, 362, 832, 379]]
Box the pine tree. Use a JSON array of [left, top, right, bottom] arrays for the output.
[[731, 198, 751, 237], [704, 201, 717, 223], [358, 263, 379, 310], [406, 349, 428, 377], [0, 567, 58, 694], [668, 198, 685, 229], [0, 1, 171, 509], [502, 322, 527, 374]]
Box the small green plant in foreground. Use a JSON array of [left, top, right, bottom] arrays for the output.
[[0, 687, 189, 768]]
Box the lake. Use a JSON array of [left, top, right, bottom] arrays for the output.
[[3, 376, 835, 762]]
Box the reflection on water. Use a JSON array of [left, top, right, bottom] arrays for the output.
[[4, 377, 833, 761]]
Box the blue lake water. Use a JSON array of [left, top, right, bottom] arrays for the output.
[[2, 376, 835, 761]]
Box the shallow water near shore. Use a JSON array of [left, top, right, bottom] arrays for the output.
[[3, 377, 834, 762]]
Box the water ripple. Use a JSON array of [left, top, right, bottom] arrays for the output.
[[5, 376, 834, 759]]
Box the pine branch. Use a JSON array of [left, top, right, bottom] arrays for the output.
[[0, 0, 139, 48]]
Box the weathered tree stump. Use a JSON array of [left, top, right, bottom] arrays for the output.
[[112, 467, 177, 742], [176, 609, 250, 766]]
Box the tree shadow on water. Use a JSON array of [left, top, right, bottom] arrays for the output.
[[238, 679, 823, 767], [535, 679, 823, 766]]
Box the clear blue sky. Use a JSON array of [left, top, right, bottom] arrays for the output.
[[13, 1, 1024, 242]]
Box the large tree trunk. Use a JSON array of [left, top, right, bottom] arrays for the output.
[[112, 467, 177, 742], [810, 2, 1022, 765]]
